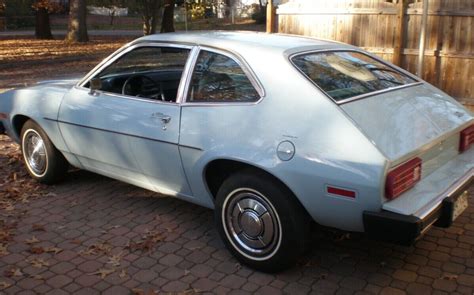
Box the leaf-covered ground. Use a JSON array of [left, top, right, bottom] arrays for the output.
[[0, 36, 134, 92]]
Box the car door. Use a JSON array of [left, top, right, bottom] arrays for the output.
[[58, 44, 194, 196]]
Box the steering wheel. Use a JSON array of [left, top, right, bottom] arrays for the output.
[[122, 74, 164, 100]]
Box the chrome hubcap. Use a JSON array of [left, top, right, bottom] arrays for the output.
[[224, 190, 280, 258], [23, 130, 47, 176]]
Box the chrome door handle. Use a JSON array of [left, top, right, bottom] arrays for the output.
[[151, 112, 171, 124], [161, 116, 171, 124]]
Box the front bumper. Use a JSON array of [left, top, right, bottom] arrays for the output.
[[363, 169, 473, 245]]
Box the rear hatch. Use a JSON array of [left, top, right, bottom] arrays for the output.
[[340, 83, 473, 215], [341, 83, 472, 167]]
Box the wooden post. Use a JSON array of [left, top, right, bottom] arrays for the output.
[[393, 0, 408, 66], [266, 0, 276, 33]]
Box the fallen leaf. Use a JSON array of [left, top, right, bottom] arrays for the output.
[[32, 224, 46, 232], [3, 203, 14, 212], [25, 236, 40, 244], [0, 244, 8, 256], [118, 269, 128, 279], [441, 273, 458, 280], [107, 252, 123, 267], [0, 281, 11, 289], [44, 247, 62, 254], [29, 258, 49, 268], [4, 268, 22, 278], [29, 246, 45, 254], [126, 231, 164, 253], [131, 289, 158, 295], [79, 242, 112, 256], [88, 268, 115, 279], [334, 233, 351, 242]]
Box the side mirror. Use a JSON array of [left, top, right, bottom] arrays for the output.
[[89, 78, 102, 95]]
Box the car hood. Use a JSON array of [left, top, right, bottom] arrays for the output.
[[35, 78, 81, 89], [340, 83, 473, 162]]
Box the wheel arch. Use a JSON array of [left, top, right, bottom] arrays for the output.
[[203, 158, 312, 218], [11, 114, 32, 139]]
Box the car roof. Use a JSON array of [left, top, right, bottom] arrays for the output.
[[134, 31, 350, 54]]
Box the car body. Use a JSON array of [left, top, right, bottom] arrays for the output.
[[0, 31, 473, 271]]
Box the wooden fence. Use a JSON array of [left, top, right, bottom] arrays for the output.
[[277, 0, 474, 109]]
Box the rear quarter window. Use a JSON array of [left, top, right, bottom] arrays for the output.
[[291, 51, 417, 102]]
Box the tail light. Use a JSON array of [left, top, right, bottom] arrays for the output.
[[385, 157, 422, 200], [459, 125, 474, 153]]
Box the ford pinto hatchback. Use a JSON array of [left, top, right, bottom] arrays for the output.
[[0, 32, 472, 272]]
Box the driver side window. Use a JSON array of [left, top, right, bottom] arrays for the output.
[[87, 46, 190, 102]]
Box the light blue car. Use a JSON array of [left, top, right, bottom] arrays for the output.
[[0, 32, 472, 271]]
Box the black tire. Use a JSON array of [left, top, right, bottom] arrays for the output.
[[20, 120, 68, 184], [214, 169, 311, 272]]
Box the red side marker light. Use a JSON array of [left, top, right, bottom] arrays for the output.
[[327, 186, 356, 198]]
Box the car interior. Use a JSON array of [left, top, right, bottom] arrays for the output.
[[97, 70, 184, 102]]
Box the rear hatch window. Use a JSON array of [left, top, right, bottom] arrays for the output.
[[291, 51, 417, 103]]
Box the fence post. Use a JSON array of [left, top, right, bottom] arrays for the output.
[[417, 0, 429, 77], [393, 0, 408, 66], [266, 0, 276, 33]]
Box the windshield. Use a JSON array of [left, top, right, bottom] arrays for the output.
[[291, 51, 417, 102]]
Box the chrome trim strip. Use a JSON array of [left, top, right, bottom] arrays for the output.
[[45, 117, 203, 151], [182, 45, 266, 106], [288, 49, 422, 105], [77, 42, 194, 89], [337, 83, 424, 105], [176, 46, 200, 104], [73, 85, 181, 106], [387, 119, 474, 168], [416, 168, 474, 219], [180, 45, 202, 105]]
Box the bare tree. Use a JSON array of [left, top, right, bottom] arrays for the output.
[[160, 0, 175, 33], [66, 0, 89, 42]]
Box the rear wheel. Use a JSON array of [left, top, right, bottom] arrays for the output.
[[21, 120, 68, 184], [215, 169, 311, 272]]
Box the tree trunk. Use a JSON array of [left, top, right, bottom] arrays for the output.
[[66, 0, 89, 43], [160, 0, 175, 33], [142, 0, 161, 35], [35, 8, 53, 39], [110, 10, 115, 26]]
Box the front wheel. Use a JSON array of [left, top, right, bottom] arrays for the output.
[[21, 120, 68, 184], [214, 170, 311, 272]]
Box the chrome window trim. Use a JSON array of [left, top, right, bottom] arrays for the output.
[[176, 46, 200, 104], [289, 49, 423, 105], [76, 42, 194, 106], [182, 45, 266, 107]]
